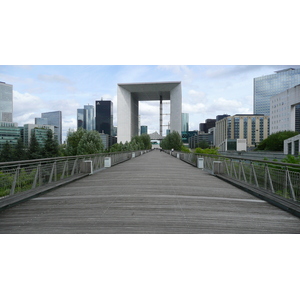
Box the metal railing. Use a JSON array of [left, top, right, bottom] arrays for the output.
[[0, 150, 147, 198], [165, 150, 300, 202]]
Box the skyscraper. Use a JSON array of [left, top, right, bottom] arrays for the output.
[[77, 109, 84, 129], [141, 125, 148, 135], [253, 68, 300, 115], [0, 81, 13, 122], [41, 111, 62, 144], [181, 113, 189, 132], [83, 104, 95, 131], [95, 100, 113, 135]]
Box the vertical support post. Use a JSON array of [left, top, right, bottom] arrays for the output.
[[10, 165, 20, 196], [71, 158, 78, 176], [160, 95, 163, 137], [49, 161, 57, 183], [286, 167, 296, 201]]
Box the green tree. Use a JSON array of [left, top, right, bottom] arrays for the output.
[[77, 130, 104, 155], [65, 127, 87, 156], [28, 132, 42, 159], [41, 129, 60, 158], [0, 141, 14, 162], [195, 140, 210, 149], [160, 131, 183, 150], [12, 138, 28, 161], [257, 131, 298, 151]]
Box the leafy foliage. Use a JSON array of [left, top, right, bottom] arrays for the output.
[[41, 129, 60, 158], [109, 134, 152, 152], [160, 131, 183, 150], [195, 140, 210, 149], [281, 154, 300, 164], [65, 127, 87, 156], [13, 138, 28, 161], [0, 141, 14, 162], [256, 131, 298, 151], [28, 132, 42, 159], [181, 145, 191, 153], [194, 147, 219, 155], [77, 130, 104, 155]]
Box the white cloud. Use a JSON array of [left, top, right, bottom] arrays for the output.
[[38, 74, 72, 84]]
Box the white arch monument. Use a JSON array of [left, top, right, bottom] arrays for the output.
[[117, 81, 182, 143]]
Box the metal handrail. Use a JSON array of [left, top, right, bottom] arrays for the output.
[[166, 150, 300, 202], [0, 150, 148, 198]]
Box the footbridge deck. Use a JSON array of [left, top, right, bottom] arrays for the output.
[[0, 150, 299, 233]]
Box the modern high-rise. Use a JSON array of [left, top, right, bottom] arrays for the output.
[[0, 81, 13, 122], [181, 113, 189, 132], [41, 111, 62, 144], [23, 124, 55, 147], [270, 84, 300, 134], [200, 119, 216, 133], [83, 105, 95, 131], [253, 68, 300, 115], [77, 109, 84, 129], [215, 114, 269, 150], [95, 100, 113, 135], [141, 125, 148, 135]]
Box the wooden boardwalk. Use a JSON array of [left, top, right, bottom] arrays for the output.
[[0, 150, 300, 233]]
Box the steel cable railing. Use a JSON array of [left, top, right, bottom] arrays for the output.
[[166, 150, 300, 203], [0, 150, 148, 199]]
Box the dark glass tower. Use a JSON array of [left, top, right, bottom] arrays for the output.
[[95, 100, 113, 135]]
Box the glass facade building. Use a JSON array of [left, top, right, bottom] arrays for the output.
[[0, 122, 20, 151], [140, 125, 148, 135], [181, 113, 189, 132], [77, 109, 84, 129], [0, 81, 13, 123], [83, 105, 95, 131], [41, 111, 62, 144], [254, 68, 300, 115], [95, 100, 113, 135]]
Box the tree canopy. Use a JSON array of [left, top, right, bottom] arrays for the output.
[[160, 131, 183, 150], [256, 130, 299, 151], [65, 128, 104, 155]]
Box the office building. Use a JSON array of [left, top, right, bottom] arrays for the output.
[[200, 119, 216, 133], [188, 132, 213, 149], [270, 84, 300, 134], [84, 105, 95, 131], [41, 111, 62, 144], [181, 131, 198, 144], [35, 118, 48, 126], [77, 109, 84, 129], [182, 113, 189, 132], [141, 125, 148, 135], [95, 100, 113, 135], [23, 124, 55, 147], [0, 81, 13, 123], [215, 114, 269, 151], [253, 68, 300, 116], [0, 121, 20, 151]]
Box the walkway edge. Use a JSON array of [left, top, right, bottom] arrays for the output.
[[0, 173, 90, 211], [216, 174, 300, 218]]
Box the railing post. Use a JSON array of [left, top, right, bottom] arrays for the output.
[[71, 158, 78, 176], [32, 163, 41, 189], [286, 167, 296, 201], [10, 165, 20, 196], [60, 160, 68, 179], [49, 161, 57, 183]]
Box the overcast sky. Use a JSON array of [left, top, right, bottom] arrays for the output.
[[1, 65, 299, 142]]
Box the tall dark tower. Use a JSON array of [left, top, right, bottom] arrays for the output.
[[95, 100, 113, 135]]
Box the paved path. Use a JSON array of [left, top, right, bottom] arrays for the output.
[[0, 150, 300, 233]]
